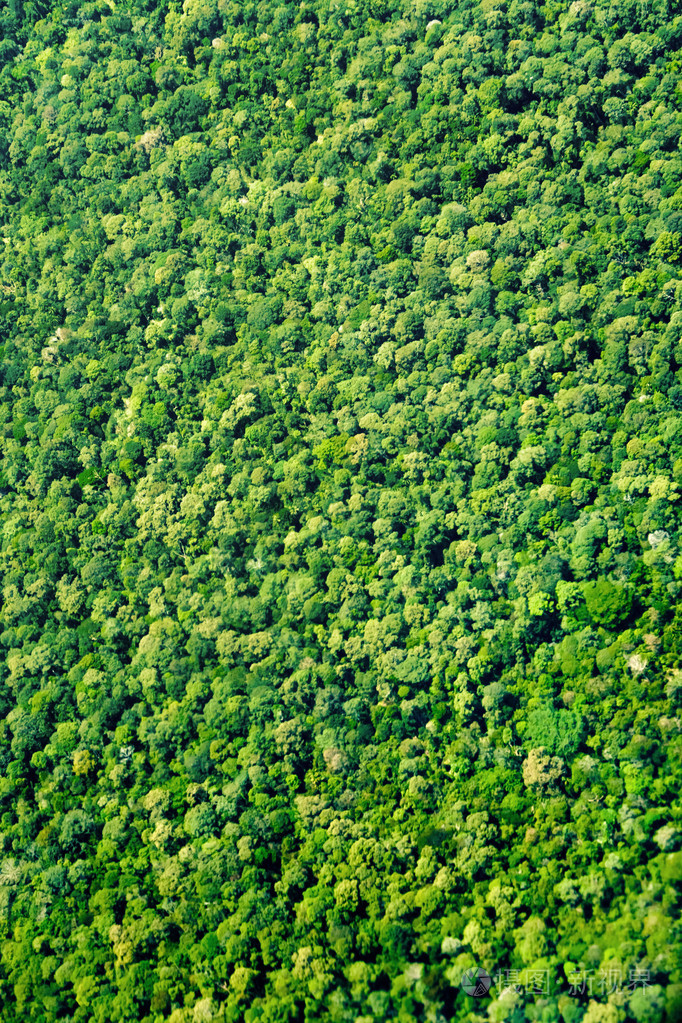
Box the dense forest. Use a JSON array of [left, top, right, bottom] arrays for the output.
[[0, 0, 682, 1019]]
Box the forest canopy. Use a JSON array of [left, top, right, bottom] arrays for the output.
[[0, 0, 681, 1020]]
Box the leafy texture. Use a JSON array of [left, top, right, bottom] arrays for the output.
[[0, 0, 681, 1020]]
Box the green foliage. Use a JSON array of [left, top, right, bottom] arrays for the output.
[[0, 0, 680, 1020], [582, 579, 634, 628], [524, 707, 585, 759]]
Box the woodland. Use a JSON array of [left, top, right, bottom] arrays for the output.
[[0, 0, 681, 1020]]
